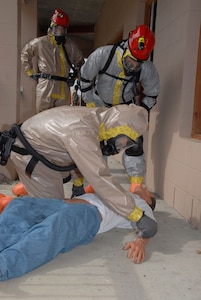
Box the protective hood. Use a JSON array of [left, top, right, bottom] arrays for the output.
[[98, 104, 148, 142]]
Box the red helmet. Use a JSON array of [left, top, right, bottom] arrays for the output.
[[51, 9, 69, 28], [128, 25, 155, 61]]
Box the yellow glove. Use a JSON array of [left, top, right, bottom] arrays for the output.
[[27, 69, 34, 76], [27, 70, 38, 81]]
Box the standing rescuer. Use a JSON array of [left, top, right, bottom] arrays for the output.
[[80, 25, 160, 194], [21, 8, 84, 113]]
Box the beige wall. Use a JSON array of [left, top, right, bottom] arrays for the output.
[[0, 0, 21, 179], [0, 0, 37, 179], [146, 0, 201, 231], [68, 35, 93, 58], [20, 0, 37, 123], [94, 0, 145, 48]]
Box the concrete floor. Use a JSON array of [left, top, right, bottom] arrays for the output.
[[0, 156, 201, 300]]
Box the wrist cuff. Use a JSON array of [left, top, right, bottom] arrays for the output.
[[129, 176, 144, 184], [27, 70, 34, 76], [127, 206, 143, 222], [86, 102, 96, 108]]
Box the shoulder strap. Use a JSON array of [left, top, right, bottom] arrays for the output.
[[133, 69, 141, 83], [62, 44, 77, 75], [98, 40, 127, 75]]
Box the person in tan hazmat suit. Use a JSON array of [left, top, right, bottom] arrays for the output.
[[6, 104, 157, 232], [80, 25, 160, 203], [21, 8, 84, 113]]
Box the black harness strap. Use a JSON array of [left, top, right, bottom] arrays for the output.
[[38, 73, 68, 82], [14, 124, 77, 174], [0, 124, 77, 176], [62, 44, 77, 77], [13, 143, 47, 177], [63, 174, 72, 184], [79, 76, 93, 93], [25, 156, 39, 177], [98, 40, 126, 74], [12, 144, 30, 155], [102, 99, 134, 107], [80, 76, 91, 83], [14, 143, 72, 183], [80, 86, 93, 93]]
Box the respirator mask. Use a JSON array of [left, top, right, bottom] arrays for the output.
[[122, 49, 142, 76], [101, 135, 135, 156], [52, 25, 67, 45]]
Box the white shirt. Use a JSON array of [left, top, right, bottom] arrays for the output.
[[76, 193, 156, 234]]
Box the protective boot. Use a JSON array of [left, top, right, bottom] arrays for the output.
[[12, 182, 28, 196], [84, 184, 95, 193], [0, 194, 13, 213], [71, 185, 85, 198], [71, 178, 85, 198]]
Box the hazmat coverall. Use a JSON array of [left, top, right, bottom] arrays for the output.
[[10, 104, 148, 220], [80, 41, 160, 188], [21, 32, 84, 113]]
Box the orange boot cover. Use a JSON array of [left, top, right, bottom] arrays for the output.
[[12, 182, 28, 196], [84, 184, 95, 193], [0, 195, 13, 214]]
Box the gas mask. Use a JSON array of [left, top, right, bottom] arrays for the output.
[[54, 35, 66, 45], [51, 25, 67, 45], [122, 49, 142, 76], [100, 134, 135, 156]]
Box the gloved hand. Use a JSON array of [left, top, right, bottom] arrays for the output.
[[26, 70, 38, 82], [30, 74, 39, 81], [136, 213, 158, 239], [130, 182, 142, 193], [71, 184, 85, 198]]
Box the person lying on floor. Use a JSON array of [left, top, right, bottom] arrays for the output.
[[0, 190, 157, 281]]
